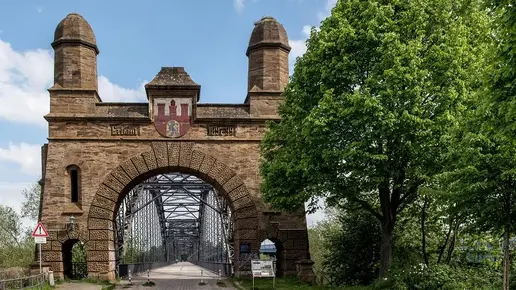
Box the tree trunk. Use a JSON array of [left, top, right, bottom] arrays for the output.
[[421, 198, 429, 265], [445, 220, 460, 264], [437, 218, 453, 264], [502, 227, 511, 290], [379, 220, 394, 278]]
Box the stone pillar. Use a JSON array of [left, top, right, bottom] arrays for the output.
[[296, 259, 315, 284]]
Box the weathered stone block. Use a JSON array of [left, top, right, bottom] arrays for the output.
[[119, 159, 139, 180], [130, 155, 148, 175], [97, 184, 119, 202], [167, 142, 180, 167], [189, 150, 205, 171], [91, 195, 115, 211], [179, 142, 194, 168], [89, 230, 114, 241], [42, 251, 62, 262], [89, 206, 112, 220], [103, 174, 125, 193], [111, 166, 132, 187], [222, 175, 244, 195], [142, 151, 158, 171], [152, 142, 168, 168]]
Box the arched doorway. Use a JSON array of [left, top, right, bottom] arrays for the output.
[[114, 173, 233, 277], [86, 145, 262, 280], [259, 238, 285, 277], [62, 239, 88, 279]]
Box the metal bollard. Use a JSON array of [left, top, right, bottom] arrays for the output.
[[147, 269, 150, 283], [200, 270, 204, 284], [128, 270, 132, 285], [48, 271, 55, 286], [218, 269, 222, 281]]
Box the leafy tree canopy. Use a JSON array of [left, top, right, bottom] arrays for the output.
[[260, 0, 490, 276]]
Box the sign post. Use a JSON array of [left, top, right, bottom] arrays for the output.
[[251, 260, 276, 289], [32, 222, 49, 274]]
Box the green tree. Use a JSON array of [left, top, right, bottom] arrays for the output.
[[21, 182, 41, 222], [0, 205, 35, 270], [260, 0, 489, 277], [440, 1, 516, 288]]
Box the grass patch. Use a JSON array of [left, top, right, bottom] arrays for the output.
[[142, 281, 155, 286], [198, 281, 207, 286], [101, 285, 116, 290], [232, 277, 348, 290], [217, 281, 228, 287]]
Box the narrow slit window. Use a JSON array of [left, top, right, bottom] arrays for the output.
[[70, 169, 79, 203]]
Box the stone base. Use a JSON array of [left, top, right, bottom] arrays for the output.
[[296, 259, 315, 285], [29, 261, 50, 275], [88, 271, 116, 281]]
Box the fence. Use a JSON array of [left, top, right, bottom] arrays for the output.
[[0, 273, 46, 290]]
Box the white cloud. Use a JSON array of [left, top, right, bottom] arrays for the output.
[[98, 76, 146, 102], [0, 39, 146, 127], [318, 0, 337, 21], [0, 182, 32, 212], [234, 0, 245, 13], [288, 0, 337, 70], [0, 142, 41, 176]]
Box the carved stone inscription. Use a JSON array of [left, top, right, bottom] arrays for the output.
[[207, 126, 236, 136], [111, 125, 140, 136]]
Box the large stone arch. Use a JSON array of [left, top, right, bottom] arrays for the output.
[[85, 141, 260, 278]]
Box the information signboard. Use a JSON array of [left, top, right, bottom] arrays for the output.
[[251, 260, 275, 289]]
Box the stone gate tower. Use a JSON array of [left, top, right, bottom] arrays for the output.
[[38, 13, 311, 280]]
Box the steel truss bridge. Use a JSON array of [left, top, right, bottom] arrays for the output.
[[114, 173, 233, 277]]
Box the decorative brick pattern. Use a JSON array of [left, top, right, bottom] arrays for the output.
[[142, 151, 158, 171], [178, 142, 194, 168], [167, 142, 180, 167], [103, 174, 125, 193], [119, 159, 139, 180], [97, 184, 119, 202], [198, 154, 216, 179], [130, 155, 148, 175], [111, 166, 132, 187], [152, 142, 168, 168], [222, 175, 244, 195], [189, 150, 205, 171], [91, 195, 115, 211], [89, 206, 112, 220]]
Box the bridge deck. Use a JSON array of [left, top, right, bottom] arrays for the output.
[[126, 262, 235, 289]]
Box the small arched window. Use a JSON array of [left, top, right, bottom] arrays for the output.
[[67, 165, 81, 203]]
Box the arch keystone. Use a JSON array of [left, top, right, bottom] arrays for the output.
[[167, 142, 180, 167]]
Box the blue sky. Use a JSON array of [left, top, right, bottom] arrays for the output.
[[0, 0, 335, 226]]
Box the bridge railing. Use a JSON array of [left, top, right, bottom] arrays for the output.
[[0, 273, 46, 290]]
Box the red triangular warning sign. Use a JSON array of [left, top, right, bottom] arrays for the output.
[[32, 222, 49, 237]]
